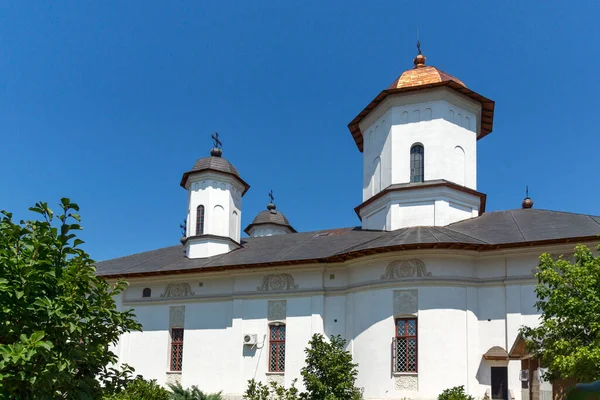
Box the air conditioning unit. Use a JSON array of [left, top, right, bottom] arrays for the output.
[[243, 334, 257, 346], [519, 370, 529, 381]]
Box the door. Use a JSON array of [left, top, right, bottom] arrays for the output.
[[491, 366, 508, 400]]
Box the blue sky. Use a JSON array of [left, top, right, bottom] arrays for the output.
[[1, 1, 598, 261]]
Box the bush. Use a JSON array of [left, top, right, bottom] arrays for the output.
[[438, 386, 474, 400], [168, 381, 223, 400], [243, 379, 299, 400], [104, 376, 170, 400]]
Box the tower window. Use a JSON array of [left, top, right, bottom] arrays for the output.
[[196, 205, 205, 235], [410, 144, 424, 183], [142, 288, 151, 298]]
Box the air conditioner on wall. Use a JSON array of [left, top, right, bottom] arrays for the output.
[[243, 334, 257, 346], [519, 370, 529, 381]]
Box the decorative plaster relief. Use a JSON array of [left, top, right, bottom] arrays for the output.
[[267, 374, 284, 385], [257, 274, 298, 291], [395, 375, 418, 391], [381, 259, 431, 280], [166, 372, 182, 385], [268, 300, 287, 321], [161, 283, 195, 298], [169, 306, 185, 328], [393, 290, 418, 316]]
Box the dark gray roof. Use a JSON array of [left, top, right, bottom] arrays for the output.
[[244, 209, 296, 234], [180, 155, 250, 194], [191, 156, 240, 177], [96, 209, 600, 277]]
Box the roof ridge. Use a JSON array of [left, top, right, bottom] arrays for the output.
[[444, 225, 491, 244], [334, 231, 390, 255], [508, 210, 527, 241]]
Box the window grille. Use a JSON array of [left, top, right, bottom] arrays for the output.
[[196, 205, 205, 235], [269, 325, 286, 372], [392, 318, 417, 373], [170, 328, 184, 371], [410, 145, 424, 183]]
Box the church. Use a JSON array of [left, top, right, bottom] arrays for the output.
[[96, 49, 600, 400]]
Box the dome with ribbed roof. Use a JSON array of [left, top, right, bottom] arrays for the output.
[[244, 201, 296, 236], [180, 147, 250, 194], [388, 54, 466, 90]]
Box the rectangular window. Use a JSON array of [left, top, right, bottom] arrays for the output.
[[269, 325, 286, 372], [170, 328, 184, 371], [393, 318, 417, 373]]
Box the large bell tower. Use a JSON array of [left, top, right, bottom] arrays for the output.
[[348, 48, 495, 230]]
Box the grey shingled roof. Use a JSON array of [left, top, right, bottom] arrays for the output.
[[96, 209, 600, 277], [190, 156, 240, 177], [244, 209, 296, 234]]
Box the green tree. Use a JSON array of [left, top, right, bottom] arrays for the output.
[[243, 334, 361, 400], [0, 199, 142, 399], [168, 381, 223, 400], [300, 334, 362, 400], [105, 376, 170, 400], [520, 243, 600, 383]]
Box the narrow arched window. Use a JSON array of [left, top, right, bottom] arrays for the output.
[[196, 205, 205, 235], [410, 144, 424, 183], [142, 288, 151, 298]]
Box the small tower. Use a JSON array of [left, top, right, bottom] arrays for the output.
[[180, 133, 250, 258], [244, 191, 296, 237], [348, 46, 495, 230]]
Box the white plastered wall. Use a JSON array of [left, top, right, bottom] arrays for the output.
[[107, 244, 599, 400]]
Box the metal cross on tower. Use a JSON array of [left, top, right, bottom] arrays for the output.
[[211, 132, 222, 149]]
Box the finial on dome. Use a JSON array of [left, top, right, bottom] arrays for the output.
[[267, 189, 276, 212], [522, 186, 534, 209], [414, 34, 426, 68], [210, 132, 223, 157]]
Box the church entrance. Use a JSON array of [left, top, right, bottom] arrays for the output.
[[491, 366, 508, 400]]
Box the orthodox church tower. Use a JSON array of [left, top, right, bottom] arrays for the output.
[[348, 47, 495, 230], [180, 134, 250, 258]]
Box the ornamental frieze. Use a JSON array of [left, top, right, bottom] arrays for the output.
[[257, 274, 298, 291], [161, 283, 195, 298], [381, 259, 431, 281]]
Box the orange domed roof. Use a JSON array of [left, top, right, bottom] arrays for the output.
[[388, 54, 466, 90]]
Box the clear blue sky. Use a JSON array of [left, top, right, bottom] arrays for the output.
[[1, 1, 598, 261]]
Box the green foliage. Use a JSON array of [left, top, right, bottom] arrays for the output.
[[0, 199, 142, 399], [520, 243, 600, 383], [168, 381, 223, 400], [105, 376, 170, 400], [243, 379, 299, 400], [437, 386, 474, 400], [301, 334, 362, 400], [243, 334, 361, 400]]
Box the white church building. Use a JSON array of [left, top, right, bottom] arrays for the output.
[[96, 50, 600, 400]]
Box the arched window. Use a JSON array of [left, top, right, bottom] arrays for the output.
[[410, 144, 424, 183], [142, 288, 151, 298], [196, 205, 205, 235]]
